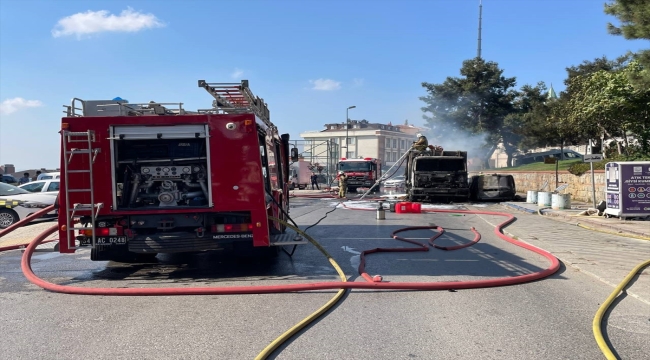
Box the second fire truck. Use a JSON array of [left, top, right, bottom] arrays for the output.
[[337, 157, 381, 193]]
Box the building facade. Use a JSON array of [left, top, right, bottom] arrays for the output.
[[299, 120, 422, 170]]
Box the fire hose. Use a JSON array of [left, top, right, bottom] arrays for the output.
[[3, 201, 641, 359], [8, 204, 564, 359], [592, 259, 650, 360], [19, 209, 561, 293]]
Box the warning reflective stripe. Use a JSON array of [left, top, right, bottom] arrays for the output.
[[0, 199, 22, 208]]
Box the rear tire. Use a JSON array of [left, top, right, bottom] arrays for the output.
[[90, 245, 111, 261]]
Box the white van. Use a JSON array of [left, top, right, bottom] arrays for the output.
[[37, 172, 61, 180]]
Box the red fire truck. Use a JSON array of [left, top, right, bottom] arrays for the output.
[[337, 157, 381, 193], [56, 80, 305, 261]]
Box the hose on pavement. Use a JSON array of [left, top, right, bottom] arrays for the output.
[[20, 208, 560, 293], [592, 259, 650, 360], [13, 204, 561, 359]]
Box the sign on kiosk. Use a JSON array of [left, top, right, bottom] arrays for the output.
[[604, 161, 650, 218]]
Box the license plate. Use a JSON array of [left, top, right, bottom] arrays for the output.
[[95, 236, 127, 245]]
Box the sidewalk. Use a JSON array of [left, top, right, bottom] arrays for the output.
[[0, 221, 58, 248], [502, 197, 650, 240], [473, 203, 650, 304]]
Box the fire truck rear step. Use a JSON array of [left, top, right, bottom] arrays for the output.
[[270, 230, 308, 246]]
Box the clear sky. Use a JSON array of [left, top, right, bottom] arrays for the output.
[[0, 0, 646, 170]]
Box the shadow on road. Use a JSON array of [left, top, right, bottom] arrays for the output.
[[58, 222, 564, 287]]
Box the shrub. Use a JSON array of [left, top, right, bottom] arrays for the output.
[[567, 154, 649, 176]]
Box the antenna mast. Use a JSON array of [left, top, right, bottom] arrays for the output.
[[477, 0, 483, 59]]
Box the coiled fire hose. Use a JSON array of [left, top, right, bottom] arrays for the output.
[[8, 204, 564, 359]]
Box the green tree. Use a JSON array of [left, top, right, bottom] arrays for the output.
[[502, 82, 548, 165], [604, 0, 650, 88], [564, 56, 627, 84], [565, 61, 650, 157], [509, 84, 582, 163], [420, 58, 517, 168], [559, 56, 628, 153]]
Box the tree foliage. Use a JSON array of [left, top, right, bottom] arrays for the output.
[[565, 60, 650, 156], [604, 0, 650, 88], [420, 58, 517, 166]]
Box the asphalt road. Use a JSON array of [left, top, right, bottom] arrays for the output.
[[0, 198, 648, 360]]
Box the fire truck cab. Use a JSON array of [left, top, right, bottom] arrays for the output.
[[337, 157, 381, 193], [57, 80, 305, 262]]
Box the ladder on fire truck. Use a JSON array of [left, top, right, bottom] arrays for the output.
[[197, 80, 273, 128], [61, 130, 103, 249], [199, 80, 307, 252]]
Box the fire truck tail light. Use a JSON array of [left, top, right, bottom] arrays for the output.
[[62, 123, 69, 129], [364, 157, 372, 160], [244, 120, 253, 125], [341, 158, 347, 160], [79, 227, 123, 236]]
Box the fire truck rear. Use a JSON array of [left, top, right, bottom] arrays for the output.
[[57, 80, 304, 262], [337, 158, 381, 193]]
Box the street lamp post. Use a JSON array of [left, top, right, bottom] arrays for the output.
[[345, 105, 356, 157]]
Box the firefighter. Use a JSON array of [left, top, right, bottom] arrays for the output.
[[337, 171, 348, 198], [405, 133, 429, 177], [413, 133, 428, 152], [310, 172, 320, 190]]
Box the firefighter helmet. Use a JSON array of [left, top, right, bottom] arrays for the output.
[[416, 133, 423, 138], [338, 171, 344, 175]]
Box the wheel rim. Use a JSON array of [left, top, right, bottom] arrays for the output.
[[0, 212, 15, 228]]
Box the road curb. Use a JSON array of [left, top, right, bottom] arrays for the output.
[[501, 202, 537, 214], [501, 202, 650, 239], [541, 210, 650, 239]]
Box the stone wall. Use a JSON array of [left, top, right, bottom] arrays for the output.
[[469, 170, 606, 203]]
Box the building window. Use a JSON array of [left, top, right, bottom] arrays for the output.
[[392, 152, 397, 162], [348, 138, 355, 145], [401, 139, 405, 149], [330, 138, 338, 144], [347, 151, 354, 158], [385, 151, 391, 161], [386, 138, 391, 148], [392, 139, 397, 148]]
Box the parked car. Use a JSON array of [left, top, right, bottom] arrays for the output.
[[19, 179, 60, 193], [0, 182, 57, 228], [1, 175, 19, 186], [383, 175, 406, 188], [37, 172, 60, 180], [469, 174, 516, 201]]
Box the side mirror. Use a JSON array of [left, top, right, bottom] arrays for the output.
[[291, 148, 299, 162]]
